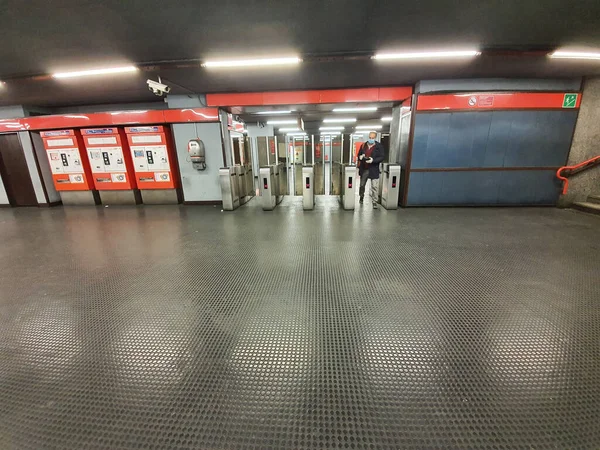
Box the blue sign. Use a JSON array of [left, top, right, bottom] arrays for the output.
[[85, 128, 114, 135], [129, 126, 159, 133]]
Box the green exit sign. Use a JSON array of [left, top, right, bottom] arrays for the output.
[[563, 93, 578, 108]]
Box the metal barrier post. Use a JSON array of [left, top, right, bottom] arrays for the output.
[[259, 166, 277, 210], [381, 164, 401, 210], [220, 167, 240, 211], [302, 166, 314, 210], [341, 165, 356, 210]]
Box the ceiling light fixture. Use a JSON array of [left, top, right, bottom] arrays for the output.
[[278, 128, 302, 132], [267, 119, 298, 125], [320, 131, 341, 135], [323, 118, 357, 123], [373, 50, 481, 60], [332, 106, 378, 112], [356, 125, 383, 130], [319, 126, 345, 130], [549, 50, 600, 60], [287, 132, 307, 136], [254, 110, 293, 115], [202, 56, 301, 68], [52, 65, 138, 78], [381, 116, 392, 121]]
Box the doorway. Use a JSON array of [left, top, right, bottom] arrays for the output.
[[0, 134, 38, 206]]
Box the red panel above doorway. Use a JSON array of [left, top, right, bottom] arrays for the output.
[[417, 92, 582, 111], [206, 86, 413, 107]]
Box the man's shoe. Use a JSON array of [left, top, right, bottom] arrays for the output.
[[359, 197, 364, 204], [372, 202, 378, 209]]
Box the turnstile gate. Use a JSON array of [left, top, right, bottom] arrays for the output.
[[220, 167, 240, 211], [259, 166, 277, 210], [340, 165, 356, 210], [302, 166, 314, 210], [381, 164, 401, 210]]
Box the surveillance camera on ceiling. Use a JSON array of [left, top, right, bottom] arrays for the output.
[[146, 78, 171, 97]]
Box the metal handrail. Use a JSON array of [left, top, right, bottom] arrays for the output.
[[556, 155, 600, 194]]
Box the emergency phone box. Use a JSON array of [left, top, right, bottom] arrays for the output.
[[124, 126, 181, 204], [81, 128, 141, 205], [41, 129, 99, 205]]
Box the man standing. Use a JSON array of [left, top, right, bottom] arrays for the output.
[[357, 132, 385, 208]]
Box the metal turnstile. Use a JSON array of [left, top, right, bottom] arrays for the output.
[[302, 166, 314, 210], [220, 167, 240, 211], [272, 163, 284, 204], [340, 165, 356, 210], [259, 166, 277, 210], [381, 164, 401, 210]]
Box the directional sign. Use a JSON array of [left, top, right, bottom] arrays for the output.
[[563, 93, 578, 108]]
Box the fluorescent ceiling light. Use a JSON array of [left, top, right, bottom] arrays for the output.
[[319, 126, 345, 130], [320, 131, 341, 135], [254, 110, 292, 115], [549, 51, 600, 60], [287, 132, 307, 135], [202, 57, 301, 68], [278, 128, 301, 132], [381, 116, 392, 121], [356, 125, 382, 129], [52, 65, 138, 78], [373, 50, 480, 60], [332, 106, 378, 112], [267, 119, 298, 125], [323, 118, 357, 123]]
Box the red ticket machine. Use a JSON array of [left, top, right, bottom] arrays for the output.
[[125, 126, 181, 204], [82, 128, 141, 205], [41, 129, 99, 205]]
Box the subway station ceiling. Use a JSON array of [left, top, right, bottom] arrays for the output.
[[1, 0, 600, 107]]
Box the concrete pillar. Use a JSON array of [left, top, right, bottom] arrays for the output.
[[559, 77, 600, 206]]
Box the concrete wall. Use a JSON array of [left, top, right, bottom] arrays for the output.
[[559, 77, 600, 206], [0, 106, 26, 119]]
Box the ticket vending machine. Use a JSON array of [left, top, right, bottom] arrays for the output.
[[82, 128, 141, 205], [41, 129, 99, 205], [125, 126, 181, 204]]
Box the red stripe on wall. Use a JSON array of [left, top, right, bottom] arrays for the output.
[[206, 87, 412, 106], [416, 92, 582, 111], [0, 108, 220, 133]]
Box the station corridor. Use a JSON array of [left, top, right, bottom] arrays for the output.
[[0, 201, 599, 449]]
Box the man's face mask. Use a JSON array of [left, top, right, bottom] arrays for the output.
[[367, 138, 375, 144]]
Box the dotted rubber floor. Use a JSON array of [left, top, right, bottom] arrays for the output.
[[0, 198, 599, 449]]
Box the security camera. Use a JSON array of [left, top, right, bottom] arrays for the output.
[[147, 79, 171, 97]]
